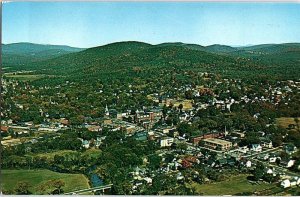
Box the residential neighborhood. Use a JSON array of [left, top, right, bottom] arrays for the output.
[[2, 2, 300, 195], [1, 71, 300, 195]]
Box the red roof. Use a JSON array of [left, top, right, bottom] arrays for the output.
[[1, 126, 9, 132], [185, 156, 198, 163], [60, 119, 69, 125], [182, 160, 192, 168]]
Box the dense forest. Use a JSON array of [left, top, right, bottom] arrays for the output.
[[3, 42, 300, 85]]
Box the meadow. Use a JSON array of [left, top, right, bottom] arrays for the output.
[[1, 169, 90, 194], [276, 117, 300, 130], [190, 174, 275, 195]]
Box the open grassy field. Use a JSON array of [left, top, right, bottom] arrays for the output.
[[275, 187, 300, 196], [190, 174, 276, 195], [162, 99, 193, 110], [276, 117, 300, 130], [1, 169, 90, 194], [25, 149, 101, 161], [26, 150, 78, 161], [3, 73, 44, 81], [173, 99, 193, 110], [82, 148, 102, 158]]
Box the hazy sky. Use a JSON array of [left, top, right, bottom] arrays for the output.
[[3, 2, 300, 48]]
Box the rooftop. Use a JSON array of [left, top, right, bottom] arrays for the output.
[[203, 138, 232, 145]]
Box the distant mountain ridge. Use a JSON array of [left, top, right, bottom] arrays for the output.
[[2, 42, 85, 55], [2, 41, 300, 81], [3, 41, 300, 56], [156, 42, 300, 55], [2, 42, 86, 65], [6, 41, 238, 75], [237, 43, 300, 53]]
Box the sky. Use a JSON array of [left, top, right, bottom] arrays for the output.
[[3, 2, 300, 48]]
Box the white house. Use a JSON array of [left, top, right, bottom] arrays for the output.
[[176, 172, 184, 181], [239, 146, 249, 153], [251, 144, 262, 152], [280, 159, 296, 168], [297, 177, 300, 185], [280, 177, 300, 188], [258, 154, 269, 161], [143, 177, 152, 184], [245, 160, 252, 168], [287, 160, 296, 168], [162, 128, 171, 134], [179, 113, 189, 121], [83, 140, 90, 149], [160, 137, 174, 147], [281, 179, 291, 188], [261, 141, 273, 148], [290, 182, 297, 187], [266, 168, 273, 174], [269, 156, 277, 163]]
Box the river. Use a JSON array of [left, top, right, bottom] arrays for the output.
[[87, 165, 104, 187]]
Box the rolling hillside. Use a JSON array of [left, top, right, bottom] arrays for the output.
[[2, 42, 84, 55], [238, 43, 300, 54], [2, 43, 85, 68], [22, 41, 243, 77], [2, 41, 300, 82]]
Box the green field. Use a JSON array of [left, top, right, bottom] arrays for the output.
[[276, 187, 300, 196], [26, 150, 78, 160], [276, 117, 300, 130], [82, 148, 102, 158], [3, 73, 44, 81], [190, 174, 276, 195], [26, 148, 101, 161], [1, 169, 90, 194]]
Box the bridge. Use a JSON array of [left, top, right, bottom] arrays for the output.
[[64, 184, 113, 195]]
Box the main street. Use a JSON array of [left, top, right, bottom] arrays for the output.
[[251, 158, 300, 177], [241, 146, 300, 177], [242, 146, 282, 159]]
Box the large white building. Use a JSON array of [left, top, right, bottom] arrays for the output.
[[160, 137, 174, 147]]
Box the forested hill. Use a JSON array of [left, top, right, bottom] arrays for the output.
[[2, 42, 84, 55], [3, 41, 300, 83], [10, 41, 248, 78], [2, 42, 85, 65], [153, 42, 300, 55], [237, 43, 300, 54]]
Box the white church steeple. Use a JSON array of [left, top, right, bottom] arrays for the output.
[[105, 105, 110, 117]]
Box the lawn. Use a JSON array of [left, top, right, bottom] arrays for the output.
[[190, 174, 276, 195], [1, 169, 90, 194], [276, 117, 300, 130]]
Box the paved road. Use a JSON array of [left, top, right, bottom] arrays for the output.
[[252, 158, 300, 177], [242, 146, 282, 159], [64, 184, 113, 195], [237, 146, 300, 177], [240, 146, 300, 177]]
